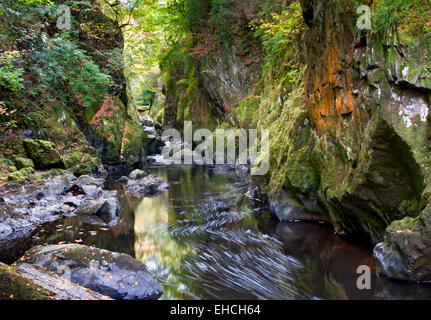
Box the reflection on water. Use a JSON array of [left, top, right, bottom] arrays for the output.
[[29, 165, 431, 300]]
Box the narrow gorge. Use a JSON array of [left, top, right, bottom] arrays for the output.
[[0, 0, 431, 300]]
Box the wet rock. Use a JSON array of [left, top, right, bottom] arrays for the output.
[[63, 196, 82, 208], [21, 244, 163, 300], [126, 175, 169, 197], [74, 191, 120, 225], [45, 177, 71, 196], [74, 175, 102, 187], [0, 263, 111, 300], [81, 185, 102, 198], [0, 174, 121, 262], [142, 115, 154, 127], [147, 137, 166, 156], [373, 202, 431, 282], [95, 165, 108, 179], [129, 169, 148, 180], [116, 176, 129, 183], [374, 243, 410, 282], [14, 157, 35, 170], [269, 189, 326, 223], [23, 139, 65, 170]]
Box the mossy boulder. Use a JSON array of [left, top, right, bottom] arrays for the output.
[[63, 152, 83, 169], [0, 263, 110, 300], [14, 157, 34, 170], [0, 263, 52, 300], [23, 139, 65, 170], [63, 152, 100, 177], [374, 201, 431, 282], [22, 244, 163, 300]]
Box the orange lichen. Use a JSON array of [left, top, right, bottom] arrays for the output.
[[90, 95, 118, 126]]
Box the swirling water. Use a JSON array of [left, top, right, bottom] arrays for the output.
[[29, 164, 431, 300]]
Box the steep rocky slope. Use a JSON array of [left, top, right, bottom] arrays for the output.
[[159, 0, 431, 282], [0, 0, 147, 182]]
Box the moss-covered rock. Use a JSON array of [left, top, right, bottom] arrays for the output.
[[0, 262, 110, 300], [90, 96, 147, 164], [14, 157, 34, 170], [0, 263, 52, 300], [23, 139, 65, 170]]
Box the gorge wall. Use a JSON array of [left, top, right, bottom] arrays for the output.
[[159, 0, 431, 282], [0, 0, 147, 182]]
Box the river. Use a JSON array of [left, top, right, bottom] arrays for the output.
[[28, 164, 431, 300]]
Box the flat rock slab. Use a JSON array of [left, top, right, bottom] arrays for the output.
[[0, 262, 110, 300], [20, 244, 163, 300]]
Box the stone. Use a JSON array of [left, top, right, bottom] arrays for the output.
[[81, 185, 102, 198], [23, 139, 65, 170], [14, 157, 35, 170], [74, 193, 120, 225], [0, 263, 111, 300], [45, 177, 71, 196], [373, 202, 431, 282], [126, 175, 169, 197], [129, 169, 148, 180], [116, 176, 129, 183], [74, 175, 102, 187], [21, 245, 163, 300]]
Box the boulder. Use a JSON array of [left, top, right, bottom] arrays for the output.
[[116, 176, 129, 183], [126, 175, 169, 197], [74, 194, 121, 225], [374, 202, 431, 282], [45, 177, 71, 196], [23, 139, 65, 170], [81, 185, 102, 198], [74, 175, 102, 187], [129, 169, 148, 180], [21, 245, 163, 300], [14, 157, 35, 170]]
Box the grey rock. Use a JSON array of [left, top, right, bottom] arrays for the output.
[[45, 177, 70, 196], [129, 169, 148, 180], [126, 175, 169, 197], [10, 263, 112, 300], [74, 175, 102, 187], [22, 244, 163, 300], [116, 176, 129, 183], [81, 185, 102, 198]]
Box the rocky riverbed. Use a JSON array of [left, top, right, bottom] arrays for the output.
[[0, 168, 168, 300]]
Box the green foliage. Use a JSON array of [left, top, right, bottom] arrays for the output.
[[372, 0, 431, 37], [251, 1, 304, 80], [0, 101, 17, 132], [0, 51, 24, 92], [29, 37, 112, 111], [138, 88, 156, 106]]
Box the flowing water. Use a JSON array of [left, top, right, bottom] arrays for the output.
[[29, 164, 431, 300]]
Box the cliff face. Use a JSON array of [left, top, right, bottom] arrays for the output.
[[300, 0, 431, 281], [160, 0, 431, 281], [0, 0, 146, 181]]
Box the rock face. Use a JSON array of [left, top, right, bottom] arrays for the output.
[[295, 0, 431, 280], [21, 244, 163, 300], [0, 263, 111, 300], [0, 0, 147, 181], [126, 171, 169, 197], [374, 202, 431, 282], [23, 139, 65, 170], [157, 0, 431, 282]]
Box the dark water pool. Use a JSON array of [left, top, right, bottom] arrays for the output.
[[29, 165, 431, 300]]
